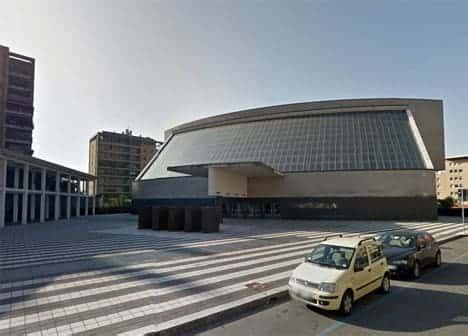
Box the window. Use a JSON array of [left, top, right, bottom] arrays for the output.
[[8, 87, 31, 98], [416, 234, 426, 248], [424, 234, 434, 244], [368, 244, 384, 263], [142, 111, 426, 179], [354, 247, 369, 270], [306, 244, 355, 269], [377, 233, 416, 248]]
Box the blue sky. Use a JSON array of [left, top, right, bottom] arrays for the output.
[[1, 0, 467, 171]]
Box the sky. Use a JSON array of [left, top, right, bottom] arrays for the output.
[[0, 0, 467, 172]]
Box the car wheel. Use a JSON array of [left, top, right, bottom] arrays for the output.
[[412, 261, 421, 279], [340, 290, 353, 315], [380, 273, 390, 294], [434, 251, 442, 267]]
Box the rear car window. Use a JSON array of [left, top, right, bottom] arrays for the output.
[[355, 246, 370, 269], [368, 244, 384, 263]]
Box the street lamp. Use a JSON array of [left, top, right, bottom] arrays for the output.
[[459, 185, 465, 235]]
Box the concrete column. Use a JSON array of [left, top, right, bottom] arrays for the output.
[[85, 196, 89, 216], [92, 181, 96, 215], [40, 168, 46, 223], [30, 194, 36, 222], [13, 167, 19, 223], [0, 159, 7, 228], [76, 193, 81, 217], [30, 170, 35, 192], [66, 176, 71, 219], [21, 164, 29, 225], [54, 171, 60, 220], [45, 195, 50, 220]]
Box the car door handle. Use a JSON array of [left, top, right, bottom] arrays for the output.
[[368, 268, 372, 272]]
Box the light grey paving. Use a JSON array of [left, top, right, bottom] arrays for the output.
[[0, 214, 464, 335]]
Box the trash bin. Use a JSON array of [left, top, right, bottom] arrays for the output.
[[138, 207, 152, 229], [184, 207, 202, 232], [168, 207, 185, 231], [202, 206, 219, 233], [152, 206, 169, 230]]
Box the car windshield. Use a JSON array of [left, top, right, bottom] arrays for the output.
[[377, 233, 416, 248], [306, 244, 355, 269]]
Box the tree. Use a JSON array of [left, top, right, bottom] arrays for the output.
[[103, 194, 131, 208], [438, 196, 456, 209]]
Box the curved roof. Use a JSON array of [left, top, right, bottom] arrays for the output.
[[138, 98, 444, 180], [140, 109, 427, 180], [165, 98, 441, 138]]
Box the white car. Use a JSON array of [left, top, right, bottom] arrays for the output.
[[288, 236, 390, 315]]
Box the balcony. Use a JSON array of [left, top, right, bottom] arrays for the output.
[[8, 57, 34, 78], [5, 102, 34, 115], [8, 74, 33, 89], [5, 114, 34, 130], [5, 127, 33, 143]]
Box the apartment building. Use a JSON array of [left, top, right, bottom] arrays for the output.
[[436, 155, 468, 205], [89, 129, 162, 207], [0, 45, 35, 155]]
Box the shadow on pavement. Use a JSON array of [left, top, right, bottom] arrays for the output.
[[333, 286, 468, 333]]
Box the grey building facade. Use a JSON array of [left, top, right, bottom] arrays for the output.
[[0, 150, 96, 228], [132, 98, 445, 220]]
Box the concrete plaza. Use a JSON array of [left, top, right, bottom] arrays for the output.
[[0, 214, 465, 335]]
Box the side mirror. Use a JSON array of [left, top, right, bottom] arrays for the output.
[[354, 264, 364, 272], [418, 242, 426, 250]]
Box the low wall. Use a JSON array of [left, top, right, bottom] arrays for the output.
[[222, 196, 438, 221]]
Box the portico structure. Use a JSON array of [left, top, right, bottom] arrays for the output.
[[0, 150, 96, 228]]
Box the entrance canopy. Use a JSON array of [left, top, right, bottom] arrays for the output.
[[167, 161, 283, 178]]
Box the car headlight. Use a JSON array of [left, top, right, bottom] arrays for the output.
[[318, 282, 336, 293], [392, 260, 408, 265]]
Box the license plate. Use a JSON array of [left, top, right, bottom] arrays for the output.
[[298, 290, 315, 301]]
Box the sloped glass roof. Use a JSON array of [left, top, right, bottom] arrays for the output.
[[141, 111, 425, 180]]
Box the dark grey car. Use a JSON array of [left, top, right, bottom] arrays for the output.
[[376, 231, 442, 279]]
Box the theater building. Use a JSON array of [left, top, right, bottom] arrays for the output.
[[132, 98, 444, 220]]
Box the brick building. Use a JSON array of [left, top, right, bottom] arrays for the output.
[[89, 129, 162, 207], [436, 156, 468, 205], [0, 45, 35, 155]]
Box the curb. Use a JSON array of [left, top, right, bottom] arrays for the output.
[[147, 233, 467, 336], [438, 233, 466, 245], [147, 289, 290, 336]]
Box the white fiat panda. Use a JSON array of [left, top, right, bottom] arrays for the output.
[[288, 236, 390, 315]]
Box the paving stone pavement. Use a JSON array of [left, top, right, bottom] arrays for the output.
[[0, 214, 464, 335]]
